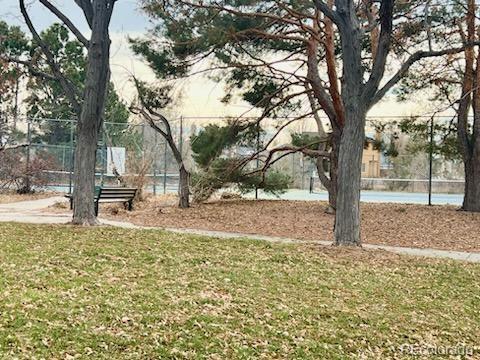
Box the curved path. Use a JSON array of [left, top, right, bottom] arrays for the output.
[[0, 197, 479, 263]]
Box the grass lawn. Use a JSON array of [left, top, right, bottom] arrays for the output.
[[0, 223, 478, 359]]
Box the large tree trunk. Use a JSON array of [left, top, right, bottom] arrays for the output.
[[334, 1, 365, 246], [72, 115, 102, 225], [457, 0, 480, 213], [72, 1, 112, 225], [463, 157, 480, 211], [167, 135, 190, 209], [178, 163, 190, 208], [138, 110, 191, 209], [334, 108, 366, 246]]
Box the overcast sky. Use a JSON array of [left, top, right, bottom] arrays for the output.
[[0, 0, 433, 124]]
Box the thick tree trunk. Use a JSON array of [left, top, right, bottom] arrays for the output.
[[462, 1, 480, 212], [462, 155, 480, 211], [72, 1, 112, 225], [72, 116, 102, 225], [334, 108, 366, 246], [167, 135, 190, 209], [178, 164, 190, 208], [457, 0, 479, 213], [334, 1, 365, 246]]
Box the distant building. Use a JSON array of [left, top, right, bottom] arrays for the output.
[[362, 138, 381, 178]]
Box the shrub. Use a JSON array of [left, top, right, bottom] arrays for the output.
[[0, 148, 56, 193]]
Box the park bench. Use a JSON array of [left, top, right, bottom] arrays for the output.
[[66, 186, 137, 216]]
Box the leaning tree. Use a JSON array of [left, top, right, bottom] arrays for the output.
[[131, 0, 343, 210], [135, 0, 475, 245], [130, 79, 192, 208], [3, 0, 117, 224]]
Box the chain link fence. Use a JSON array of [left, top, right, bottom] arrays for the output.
[[0, 115, 466, 203]]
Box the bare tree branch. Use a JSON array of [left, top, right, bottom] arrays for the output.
[[38, 0, 89, 47], [306, 39, 338, 123], [371, 41, 480, 106], [19, 0, 82, 115], [0, 143, 28, 152], [74, 0, 94, 28], [313, 0, 342, 26], [320, 4, 345, 127], [0, 55, 57, 81], [244, 142, 330, 180], [362, 0, 395, 103]]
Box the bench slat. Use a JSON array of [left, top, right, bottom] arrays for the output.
[[100, 188, 137, 191], [99, 191, 137, 195], [97, 198, 133, 203], [96, 195, 133, 200]]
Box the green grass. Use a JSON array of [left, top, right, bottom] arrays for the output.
[[0, 223, 478, 359]]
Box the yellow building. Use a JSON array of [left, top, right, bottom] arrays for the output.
[[362, 138, 381, 178]]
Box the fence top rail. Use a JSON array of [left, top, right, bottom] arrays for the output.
[[9, 114, 473, 126], [312, 176, 464, 183], [17, 118, 144, 126]]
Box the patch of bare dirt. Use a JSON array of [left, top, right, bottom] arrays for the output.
[[103, 197, 480, 253]]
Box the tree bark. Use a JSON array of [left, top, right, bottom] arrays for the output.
[[463, 157, 480, 211], [140, 111, 191, 208], [333, 0, 365, 246], [458, 0, 480, 212], [170, 137, 190, 208], [178, 163, 190, 208], [72, 0, 112, 225], [328, 128, 341, 211], [306, 36, 341, 212], [308, 86, 338, 210], [334, 107, 366, 246]]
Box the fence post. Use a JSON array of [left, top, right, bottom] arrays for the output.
[[61, 146, 66, 172], [100, 126, 106, 185], [291, 152, 295, 186], [179, 117, 184, 198], [428, 117, 434, 206], [301, 154, 305, 190], [153, 131, 158, 195], [179, 116, 183, 156], [163, 140, 167, 194], [69, 121, 74, 194], [25, 121, 32, 192], [255, 123, 260, 200]]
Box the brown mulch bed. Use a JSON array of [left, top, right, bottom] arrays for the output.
[[102, 196, 480, 253], [0, 191, 57, 204]]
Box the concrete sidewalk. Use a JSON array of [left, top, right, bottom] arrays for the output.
[[162, 227, 480, 263], [1, 197, 479, 263], [0, 196, 72, 224]]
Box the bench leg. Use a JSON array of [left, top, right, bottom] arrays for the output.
[[94, 200, 99, 217], [128, 200, 133, 211], [70, 198, 73, 210]]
